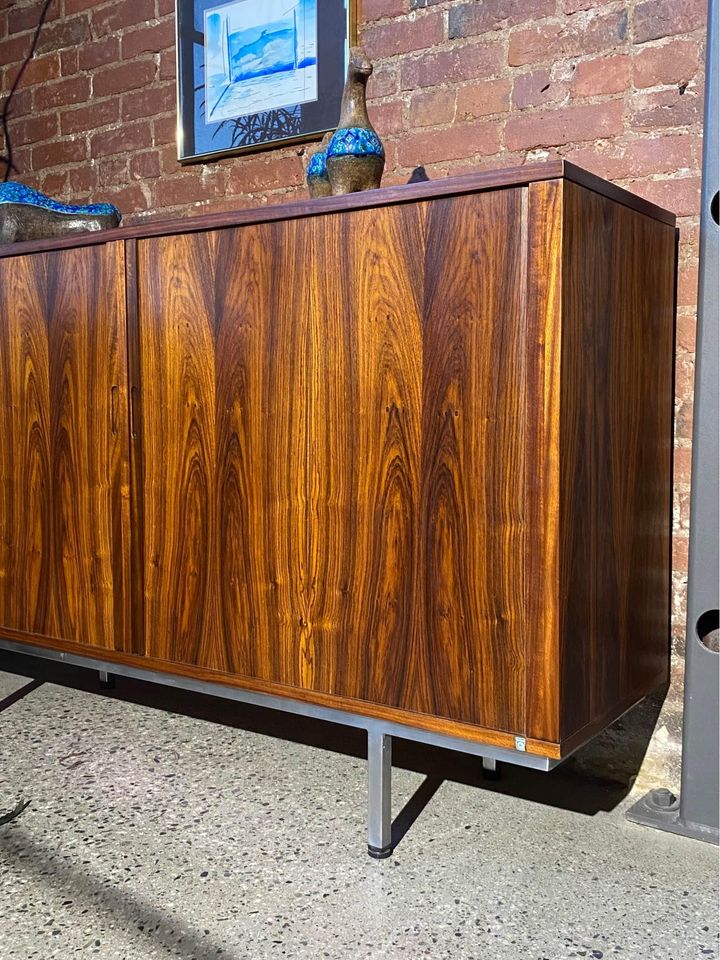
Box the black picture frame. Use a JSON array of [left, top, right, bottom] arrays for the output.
[[175, 0, 355, 164]]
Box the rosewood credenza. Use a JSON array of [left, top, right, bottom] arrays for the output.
[[0, 162, 676, 856]]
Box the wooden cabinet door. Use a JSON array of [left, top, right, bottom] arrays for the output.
[[0, 243, 132, 652], [137, 191, 529, 733]]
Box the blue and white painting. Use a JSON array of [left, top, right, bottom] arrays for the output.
[[204, 0, 317, 124]]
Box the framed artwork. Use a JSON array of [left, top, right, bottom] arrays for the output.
[[175, 0, 356, 163]]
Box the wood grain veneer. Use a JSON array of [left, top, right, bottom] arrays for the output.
[[0, 165, 677, 758], [555, 180, 675, 742], [0, 243, 131, 651], [136, 190, 531, 733]]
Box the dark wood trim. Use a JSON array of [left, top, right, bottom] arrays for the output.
[[0, 627, 562, 757], [562, 161, 676, 227], [124, 238, 146, 658], [0, 161, 674, 261]]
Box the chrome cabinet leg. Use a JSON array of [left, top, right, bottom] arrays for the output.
[[98, 670, 114, 690], [367, 727, 392, 859], [482, 757, 501, 780]]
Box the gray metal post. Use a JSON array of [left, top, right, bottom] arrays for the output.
[[367, 726, 392, 859], [627, 0, 719, 844]]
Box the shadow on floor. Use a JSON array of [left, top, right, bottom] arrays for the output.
[[0, 651, 664, 845], [0, 823, 246, 960]]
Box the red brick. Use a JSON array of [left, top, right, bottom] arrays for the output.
[[36, 15, 89, 54], [505, 101, 625, 151], [448, 0, 555, 38], [159, 48, 176, 81], [634, 0, 706, 44], [565, 134, 700, 180], [13, 112, 58, 146], [121, 20, 175, 59], [228, 156, 303, 193], [158, 143, 180, 176], [572, 55, 631, 97], [631, 85, 704, 129], [672, 535, 689, 570], [673, 446, 693, 485], [509, 11, 628, 66], [93, 59, 157, 99], [8, 87, 32, 116], [401, 40, 504, 89], [457, 78, 511, 119], [32, 137, 87, 169], [368, 99, 403, 135], [7, 4, 43, 34], [153, 114, 177, 147], [563, 0, 617, 12], [79, 37, 120, 72], [410, 88, 457, 127], [363, 0, 407, 20], [512, 68, 560, 109], [633, 39, 701, 89], [364, 11, 443, 59], [64, 0, 102, 13], [397, 121, 500, 166], [122, 83, 176, 121], [0, 32, 34, 65], [91, 0, 156, 37], [33, 75, 90, 111], [151, 174, 225, 209], [61, 99, 120, 136], [157, 0, 175, 15], [39, 170, 68, 196], [368, 62, 399, 99], [98, 156, 129, 187], [91, 120, 153, 158], [630, 176, 701, 217], [60, 48, 79, 75], [68, 164, 99, 193], [675, 353, 696, 398], [13, 52, 60, 86], [101, 183, 149, 215], [130, 151, 162, 180], [677, 263, 699, 307]]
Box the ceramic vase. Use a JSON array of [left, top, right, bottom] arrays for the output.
[[305, 132, 333, 198], [326, 47, 385, 195]]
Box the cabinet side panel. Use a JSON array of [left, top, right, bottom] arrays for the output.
[[524, 180, 563, 743], [0, 243, 131, 651], [559, 181, 675, 742]]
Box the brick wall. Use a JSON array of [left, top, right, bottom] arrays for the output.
[[0, 0, 707, 789]]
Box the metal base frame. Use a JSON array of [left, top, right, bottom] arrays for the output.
[[0, 637, 560, 856], [626, 788, 719, 845]]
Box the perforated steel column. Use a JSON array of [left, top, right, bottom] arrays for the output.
[[627, 0, 719, 844]]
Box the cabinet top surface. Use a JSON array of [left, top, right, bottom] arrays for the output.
[[0, 160, 675, 260]]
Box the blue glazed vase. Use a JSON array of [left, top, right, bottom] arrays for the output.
[[0, 181, 121, 244], [326, 47, 385, 195], [305, 132, 333, 198]]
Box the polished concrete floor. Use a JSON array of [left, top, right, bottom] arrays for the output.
[[0, 655, 717, 960]]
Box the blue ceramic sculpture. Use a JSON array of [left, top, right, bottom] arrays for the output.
[[326, 47, 385, 195], [305, 132, 333, 198], [0, 181, 121, 244]]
